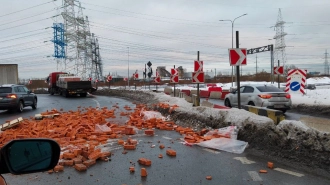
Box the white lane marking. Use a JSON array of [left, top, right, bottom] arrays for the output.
[[162, 136, 172, 140], [203, 148, 220, 154], [92, 99, 101, 110], [274, 168, 304, 177], [248, 171, 263, 181], [233, 157, 256, 164]]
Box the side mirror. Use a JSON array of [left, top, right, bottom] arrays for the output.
[[27, 90, 31, 94], [0, 139, 60, 175]]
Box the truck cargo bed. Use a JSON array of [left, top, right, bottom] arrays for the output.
[[57, 81, 92, 90]]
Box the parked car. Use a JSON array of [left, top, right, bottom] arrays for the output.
[[224, 85, 292, 113], [0, 84, 37, 112], [306, 84, 316, 90]]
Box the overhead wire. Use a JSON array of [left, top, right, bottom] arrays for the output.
[[0, 0, 55, 18]]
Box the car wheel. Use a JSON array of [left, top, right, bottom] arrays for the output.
[[248, 101, 255, 106], [80, 93, 87, 97], [281, 109, 287, 113], [224, 99, 231, 108], [17, 100, 24, 112], [32, 98, 37, 109]]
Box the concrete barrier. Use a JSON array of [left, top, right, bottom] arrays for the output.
[[209, 91, 222, 99], [200, 90, 210, 98], [201, 100, 214, 108], [171, 88, 179, 97], [241, 105, 285, 124], [179, 92, 185, 98], [190, 89, 198, 96], [221, 90, 230, 100], [184, 93, 192, 103], [192, 94, 201, 106], [181, 89, 191, 96], [164, 87, 172, 95]]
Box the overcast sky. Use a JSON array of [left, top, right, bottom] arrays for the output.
[[0, 0, 329, 79]]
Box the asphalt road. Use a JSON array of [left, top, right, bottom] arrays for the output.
[[1, 94, 330, 185]]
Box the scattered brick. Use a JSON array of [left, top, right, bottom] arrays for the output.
[[129, 167, 135, 173], [158, 154, 163, 158], [138, 158, 152, 166], [206, 176, 212, 180], [74, 164, 87, 172], [166, 149, 176, 156], [83, 160, 96, 168], [259, 170, 268, 173], [54, 165, 64, 172], [141, 168, 147, 177], [124, 144, 136, 150], [267, 162, 274, 169], [63, 152, 75, 160], [73, 158, 82, 164], [145, 129, 154, 136], [159, 144, 165, 149]]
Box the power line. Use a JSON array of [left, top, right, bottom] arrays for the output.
[[0, 15, 59, 32], [0, 0, 55, 18]]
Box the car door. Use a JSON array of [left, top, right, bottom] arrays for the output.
[[240, 86, 255, 105], [231, 86, 245, 106], [23, 86, 34, 105], [17, 86, 31, 105]]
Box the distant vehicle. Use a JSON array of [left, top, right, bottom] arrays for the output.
[[46, 72, 97, 97], [306, 84, 316, 90], [0, 84, 37, 112], [224, 85, 292, 113], [0, 64, 19, 85]]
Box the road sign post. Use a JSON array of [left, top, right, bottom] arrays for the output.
[[173, 65, 176, 97], [228, 31, 247, 109]]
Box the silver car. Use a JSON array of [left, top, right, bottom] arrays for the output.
[[224, 85, 292, 113]]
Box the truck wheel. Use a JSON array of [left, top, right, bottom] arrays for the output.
[[17, 100, 24, 112], [32, 98, 37, 109], [80, 93, 87, 97]]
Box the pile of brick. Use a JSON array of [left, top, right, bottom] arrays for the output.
[[0, 102, 230, 174]]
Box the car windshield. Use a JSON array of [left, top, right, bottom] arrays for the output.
[[0, 87, 12, 93], [256, 86, 283, 92]]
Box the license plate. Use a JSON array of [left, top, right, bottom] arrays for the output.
[[274, 105, 284, 108]]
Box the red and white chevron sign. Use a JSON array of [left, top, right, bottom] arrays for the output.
[[274, 66, 284, 75], [133, 73, 138, 79], [154, 76, 160, 83], [171, 68, 178, 76], [107, 75, 112, 81], [194, 60, 203, 72], [228, 48, 247, 66], [192, 72, 204, 83], [170, 75, 178, 83], [285, 69, 307, 94]]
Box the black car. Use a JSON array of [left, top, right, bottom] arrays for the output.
[[0, 84, 37, 112]]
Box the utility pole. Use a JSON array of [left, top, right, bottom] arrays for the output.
[[255, 55, 258, 80], [324, 49, 329, 76]]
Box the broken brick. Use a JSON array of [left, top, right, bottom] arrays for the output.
[[124, 144, 136, 150], [138, 158, 152, 166], [159, 144, 165, 149], [54, 165, 64, 172], [83, 159, 96, 168], [267, 162, 274, 169], [73, 158, 82, 164], [259, 170, 268, 173], [74, 164, 87, 172], [129, 166, 135, 173], [158, 154, 163, 158], [206, 176, 212, 180], [141, 168, 147, 177], [166, 149, 176, 156], [144, 129, 154, 136], [63, 152, 75, 160]]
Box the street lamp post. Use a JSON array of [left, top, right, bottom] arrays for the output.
[[127, 47, 129, 89], [220, 13, 247, 87]]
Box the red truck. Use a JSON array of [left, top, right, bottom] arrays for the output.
[[46, 72, 97, 97]]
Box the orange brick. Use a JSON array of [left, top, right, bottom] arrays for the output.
[[74, 164, 87, 172], [73, 158, 82, 164], [158, 154, 163, 158], [63, 160, 74, 166], [118, 139, 124, 145], [129, 166, 135, 173], [141, 168, 147, 177], [63, 152, 75, 160], [83, 159, 96, 168], [125, 127, 134, 135], [259, 170, 268, 173], [88, 150, 101, 160], [138, 158, 152, 166], [206, 176, 212, 180], [73, 149, 82, 156], [159, 144, 165, 149], [166, 149, 176, 156], [145, 129, 154, 136], [267, 162, 274, 169], [124, 144, 136, 150], [54, 165, 64, 172], [47, 169, 53, 174]]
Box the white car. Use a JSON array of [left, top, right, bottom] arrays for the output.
[[224, 85, 292, 113]]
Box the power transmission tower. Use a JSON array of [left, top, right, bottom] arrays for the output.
[[325, 50, 329, 75], [273, 9, 287, 74], [91, 33, 103, 81]]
